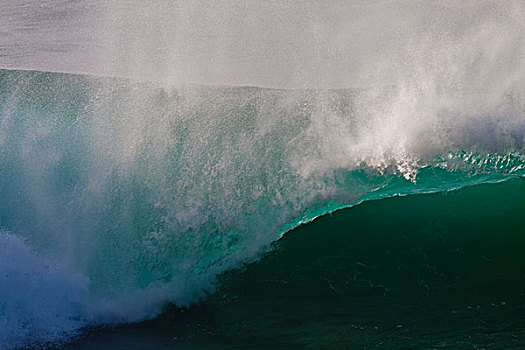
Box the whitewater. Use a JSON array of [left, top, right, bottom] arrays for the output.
[[0, 1, 524, 349]]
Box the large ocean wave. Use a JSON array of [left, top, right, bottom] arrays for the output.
[[0, 67, 524, 348]]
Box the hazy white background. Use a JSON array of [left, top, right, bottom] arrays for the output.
[[0, 0, 523, 89]]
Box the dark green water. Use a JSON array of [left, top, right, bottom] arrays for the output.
[[63, 178, 525, 350]]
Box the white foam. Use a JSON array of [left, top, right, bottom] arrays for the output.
[[0, 230, 218, 349], [0, 232, 93, 349]]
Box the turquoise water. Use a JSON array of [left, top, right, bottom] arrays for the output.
[[0, 69, 524, 349]]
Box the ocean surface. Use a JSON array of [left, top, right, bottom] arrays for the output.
[[1, 1, 525, 349]]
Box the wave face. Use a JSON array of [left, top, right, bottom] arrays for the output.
[[164, 178, 524, 350], [0, 68, 524, 348]]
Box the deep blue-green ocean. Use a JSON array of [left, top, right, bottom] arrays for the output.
[[1, 1, 525, 349]]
